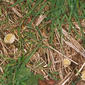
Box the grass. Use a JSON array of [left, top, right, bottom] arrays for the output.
[[0, 0, 85, 85]]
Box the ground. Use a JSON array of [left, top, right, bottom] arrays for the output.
[[0, 0, 85, 85]]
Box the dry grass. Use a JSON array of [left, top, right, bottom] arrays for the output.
[[0, 0, 85, 85]]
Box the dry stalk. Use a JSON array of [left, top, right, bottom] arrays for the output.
[[47, 45, 78, 65], [0, 40, 8, 56], [59, 67, 64, 80], [58, 72, 71, 85], [49, 50, 56, 71], [35, 15, 46, 26], [46, 49, 50, 65], [11, 7, 23, 18], [76, 62, 85, 76], [73, 21, 85, 33], [62, 29, 85, 58], [0, 59, 6, 66], [41, 70, 49, 80], [0, 67, 4, 73], [62, 77, 70, 85], [3, 0, 23, 18]]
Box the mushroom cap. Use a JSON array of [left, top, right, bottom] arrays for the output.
[[63, 58, 71, 67], [4, 33, 16, 44], [81, 70, 85, 80]]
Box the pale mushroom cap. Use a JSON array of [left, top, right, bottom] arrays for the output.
[[81, 70, 85, 80], [63, 58, 71, 67], [4, 33, 16, 44]]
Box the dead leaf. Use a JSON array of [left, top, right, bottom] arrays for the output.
[[38, 79, 56, 85], [46, 80, 56, 85], [38, 80, 47, 85]]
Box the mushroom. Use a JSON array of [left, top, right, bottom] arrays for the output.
[[4, 33, 16, 44], [81, 70, 85, 80], [63, 58, 71, 67]]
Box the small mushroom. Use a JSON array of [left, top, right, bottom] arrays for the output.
[[63, 58, 71, 67], [4, 33, 16, 44], [81, 70, 85, 81]]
